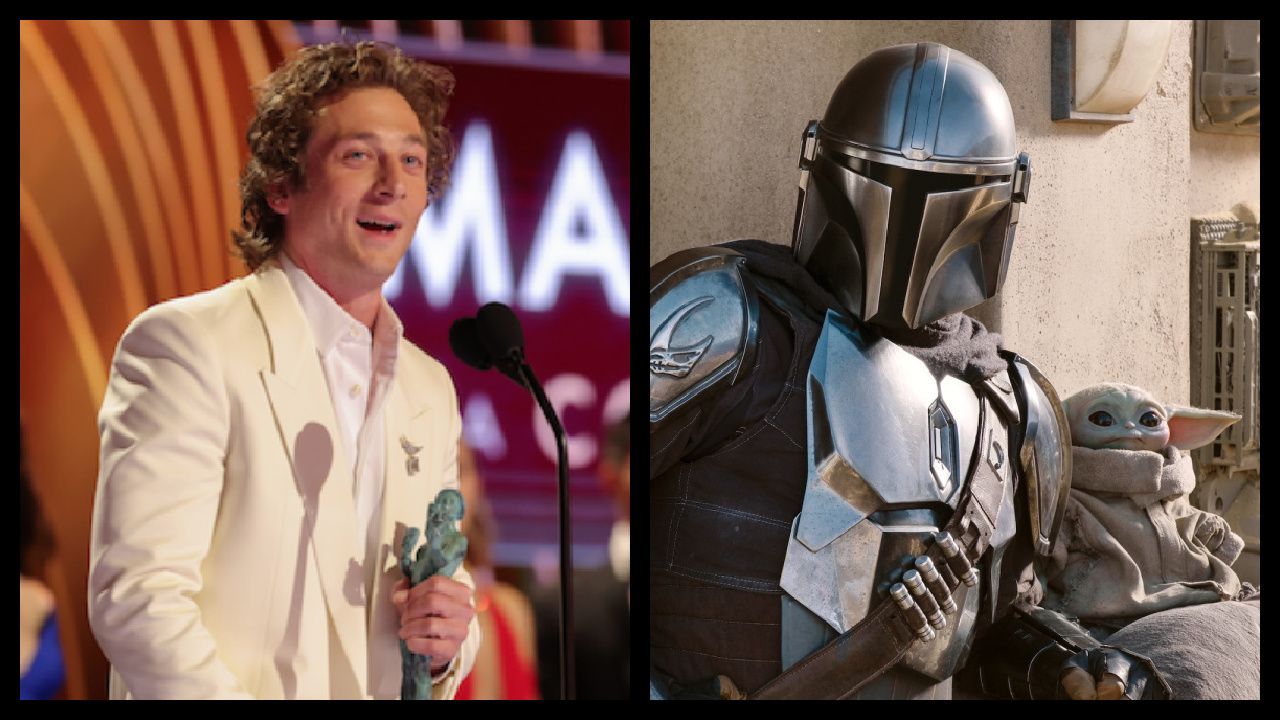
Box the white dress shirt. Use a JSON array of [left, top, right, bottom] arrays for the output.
[[280, 253, 402, 601]]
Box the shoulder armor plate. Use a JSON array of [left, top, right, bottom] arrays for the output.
[[1001, 351, 1072, 556], [649, 247, 759, 430]]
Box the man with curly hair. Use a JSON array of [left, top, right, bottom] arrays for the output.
[[88, 41, 480, 699]]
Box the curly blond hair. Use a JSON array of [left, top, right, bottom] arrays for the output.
[[232, 41, 455, 270]]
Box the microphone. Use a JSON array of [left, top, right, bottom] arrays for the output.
[[474, 302, 526, 384], [447, 318, 492, 371], [447, 303, 575, 700]]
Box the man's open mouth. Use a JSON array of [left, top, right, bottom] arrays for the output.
[[356, 219, 400, 234]]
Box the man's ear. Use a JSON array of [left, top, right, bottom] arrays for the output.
[[1165, 405, 1241, 451], [266, 180, 291, 216]]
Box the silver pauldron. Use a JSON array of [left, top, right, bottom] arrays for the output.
[[649, 247, 760, 433], [1002, 351, 1072, 556]]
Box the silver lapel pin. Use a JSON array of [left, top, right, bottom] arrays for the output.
[[400, 435, 422, 476]]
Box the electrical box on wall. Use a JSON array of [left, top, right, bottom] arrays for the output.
[[1194, 20, 1260, 135], [1051, 20, 1173, 124]]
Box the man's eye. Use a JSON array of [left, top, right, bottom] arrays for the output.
[[1140, 411, 1162, 428], [344, 150, 369, 161], [1088, 411, 1114, 427], [404, 155, 425, 167]]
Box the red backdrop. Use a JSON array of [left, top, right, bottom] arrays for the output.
[[382, 46, 631, 568]]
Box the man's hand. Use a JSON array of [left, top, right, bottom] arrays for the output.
[[1061, 667, 1126, 700], [392, 575, 476, 673], [1059, 647, 1168, 700]]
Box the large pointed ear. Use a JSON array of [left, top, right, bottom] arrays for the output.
[[1060, 396, 1081, 434], [1165, 405, 1241, 451]]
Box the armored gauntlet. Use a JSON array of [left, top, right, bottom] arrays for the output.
[[968, 602, 1171, 700]]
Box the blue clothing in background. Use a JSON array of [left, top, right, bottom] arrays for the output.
[[20, 612, 65, 700]]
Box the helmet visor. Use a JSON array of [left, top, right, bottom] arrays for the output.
[[810, 147, 1016, 328]]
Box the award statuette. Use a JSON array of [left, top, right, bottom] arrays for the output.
[[398, 488, 468, 700]]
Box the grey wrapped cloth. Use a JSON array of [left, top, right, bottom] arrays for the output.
[[1045, 445, 1244, 624], [875, 311, 1006, 383], [1105, 599, 1260, 699]]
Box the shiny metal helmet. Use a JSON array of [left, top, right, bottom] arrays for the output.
[[792, 42, 1031, 330]]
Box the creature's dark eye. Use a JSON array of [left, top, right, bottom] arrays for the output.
[[1140, 411, 1162, 428], [1088, 411, 1114, 427]]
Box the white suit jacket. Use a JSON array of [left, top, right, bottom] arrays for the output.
[[89, 260, 480, 699]]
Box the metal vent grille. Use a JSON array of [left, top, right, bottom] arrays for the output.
[[1189, 211, 1259, 584]]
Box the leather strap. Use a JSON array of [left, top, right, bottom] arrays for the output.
[[751, 400, 1008, 699], [752, 585, 917, 699]]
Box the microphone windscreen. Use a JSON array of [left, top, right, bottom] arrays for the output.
[[448, 318, 492, 370], [475, 302, 524, 361]]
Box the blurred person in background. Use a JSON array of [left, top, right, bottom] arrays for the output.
[[87, 40, 479, 699], [533, 414, 629, 699], [20, 426, 66, 700], [454, 440, 540, 700], [600, 414, 629, 595]]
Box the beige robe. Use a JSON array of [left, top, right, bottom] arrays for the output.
[[1045, 445, 1243, 624]]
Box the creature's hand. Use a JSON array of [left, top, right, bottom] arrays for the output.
[[393, 575, 476, 673], [1194, 513, 1227, 551], [1060, 647, 1169, 700]]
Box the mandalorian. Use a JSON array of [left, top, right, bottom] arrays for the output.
[[649, 42, 1170, 700]]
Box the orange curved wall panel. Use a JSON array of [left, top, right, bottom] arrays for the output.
[[19, 19, 298, 698]]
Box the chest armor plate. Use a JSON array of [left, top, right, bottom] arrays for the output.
[[780, 310, 1017, 681]]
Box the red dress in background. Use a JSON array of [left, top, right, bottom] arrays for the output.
[[456, 582, 539, 700]]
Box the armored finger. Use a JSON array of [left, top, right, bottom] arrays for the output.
[[903, 569, 946, 630], [1060, 650, 1097, 700], [915, 555, 958, 614], [1060, 667, 1097, 700], [1095, 647, 1165, 699], [935, 531, 978, 587], [1096, 673, 1126, 701], [890, 582, 935, 643]]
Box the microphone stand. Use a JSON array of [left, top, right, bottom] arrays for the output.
[[507, 358, 574, 700]]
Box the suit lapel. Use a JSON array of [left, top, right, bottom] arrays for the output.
[[247, 264, 369, 695]]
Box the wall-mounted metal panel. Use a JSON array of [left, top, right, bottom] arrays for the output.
[[1194, 20, 1260, 135]]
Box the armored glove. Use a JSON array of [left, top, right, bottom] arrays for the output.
[[651, 667, 745, 700], [887, 549, 1171, 700], [965, 601, 1172, 700], [1060, 647, 1167, 700]]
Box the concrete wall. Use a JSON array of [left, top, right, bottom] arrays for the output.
[[651, 20, 1257, 407], [1188, 22, 1260, 218], [1191, 133, 1260, 218]]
